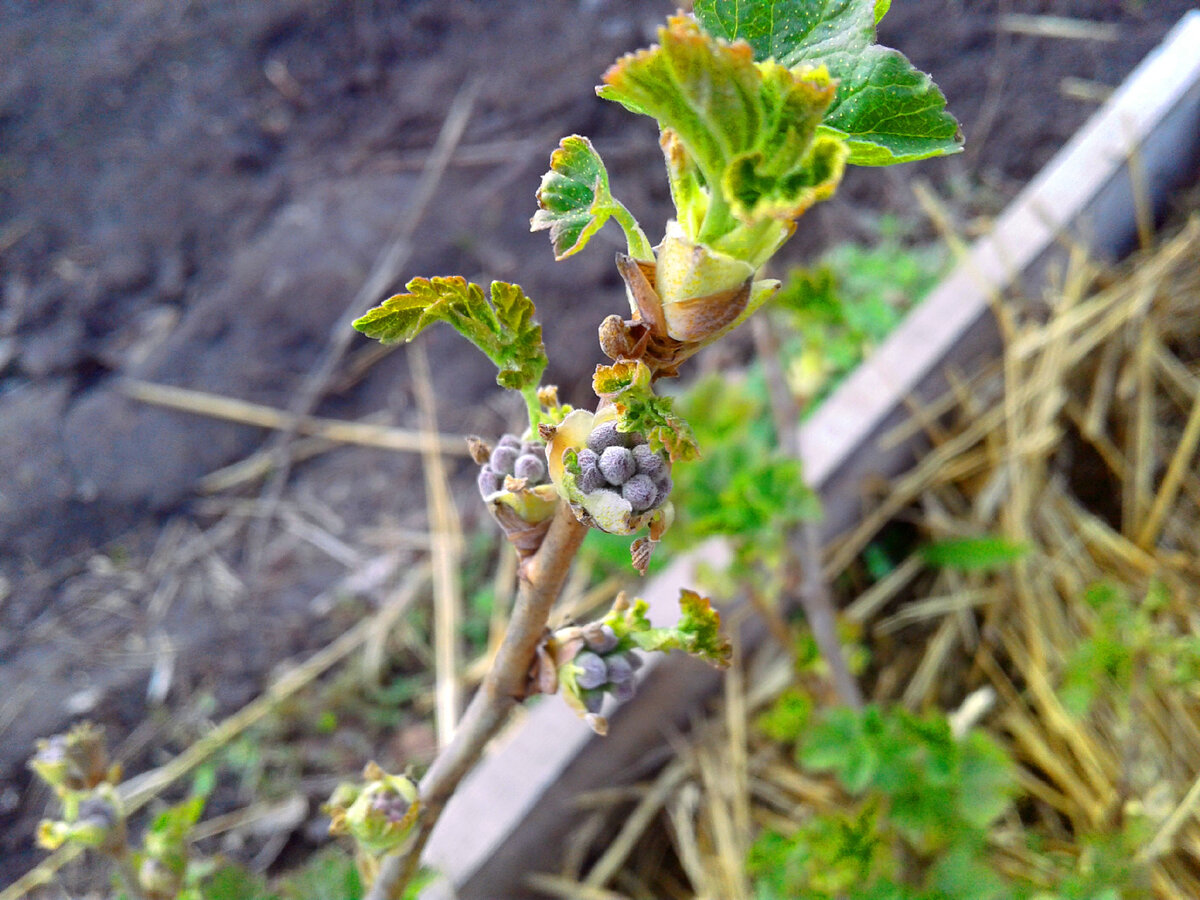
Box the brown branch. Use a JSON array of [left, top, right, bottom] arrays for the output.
[[752, 317, 864, 710], [365, 502, 589, 900]]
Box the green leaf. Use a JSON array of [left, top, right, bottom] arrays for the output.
[[353, 277, 547, 392], [691, 456, 819, 539], [598, 15, 846, 236], [920, 536, 1029, 571], [956, 731, 1016, 830], [693, 0, 874, 68], [756, 687, 814, 744], [606, 590, 733, 668], [531, 135, 652, 261], [801, 706, 879, 793], [817, 47, 962, 166], [693, 0, 962, 166], [593, 360, 701, 462]]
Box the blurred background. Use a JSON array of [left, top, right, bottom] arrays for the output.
[[2, 0, 1197, 893]]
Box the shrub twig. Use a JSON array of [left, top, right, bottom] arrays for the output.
[[365, 503, 588, 899]]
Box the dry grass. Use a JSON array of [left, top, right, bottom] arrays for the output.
[[547, 212, 1200, 898]]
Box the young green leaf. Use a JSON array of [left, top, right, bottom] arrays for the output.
[[605, 589, 732, 668], [598, 15, 847, 238], [531, 135, 653, 261], [353, 277, 547, 392], [593, 360, 700, 462], [920, 536, 1029, 572], [693, 0, 962, 166]]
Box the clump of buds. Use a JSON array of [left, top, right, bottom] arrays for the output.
[[576, 421, 671, 515], [470, 432, 559, 558], [35, 782, 125, 853], [326, 761, 420, 858], [29, 721, 118, 797], [30, 723, 128, 855], [536, 619, 645, 735], [476, 433, 550, 497], [572, 623, 644, 710], [544, 406, 673, 537]]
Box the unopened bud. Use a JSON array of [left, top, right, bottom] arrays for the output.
[[622, 474, 658, 512], [514, 453, 546, 483], [587, 421, 627, 453], [632, 444, 666, 480], [605, 654, 635, 685], [490, 444, 519, 475], [574, 651, 608, 690], [582, 623, 618, 654], [29, 722, 113, 795], [325, 763, 419, 857]]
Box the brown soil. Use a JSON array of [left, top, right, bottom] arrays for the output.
[[1, 0, 1195, 887]]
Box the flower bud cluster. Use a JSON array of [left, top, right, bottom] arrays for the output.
[[572, 622, 643, 713], [29, 721, 115, 796], [325, 762, 420, 857], [477, 433, 549, 499], [575, 422, 671, 515]]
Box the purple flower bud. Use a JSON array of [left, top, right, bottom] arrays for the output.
[[575, 651, 608, 690], [477, 466, 503, 497], [583, 623, 619, 654], [583, 691, 605, 714], [520, 441, 543, 457], [578, 448, 599, 470], [627, 651, 643, 671], [513, 453, 546, 483], [498, 434, 521, 449], [653, 474, 673, 505], [576, 468, 604, 496], [632, 444, 666, 480], [587, 421, 627, 453], [622, 474, 658, 512], [612, 680, 636, 702], [605, 653, 635, 685], [599, 446, 636, 485], [577, 458, 607, 494], [490, 445, 519, 475]]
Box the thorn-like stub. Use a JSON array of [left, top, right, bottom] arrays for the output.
[[537, 423, 557, 442]]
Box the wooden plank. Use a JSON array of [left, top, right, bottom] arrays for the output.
[[422, 12, 1200, 899]]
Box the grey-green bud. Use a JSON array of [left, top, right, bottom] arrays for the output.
[[575, 651, 608, 690], [490, 445, 519, 475], [622, 474, 658, 512], [605, 654, 635, 685], [587, 421, 628, 453], [514, 453, 546, 483], [583, 623, 618, 654], [632, 443, 666, 480], [599, 446, 636, 485]]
